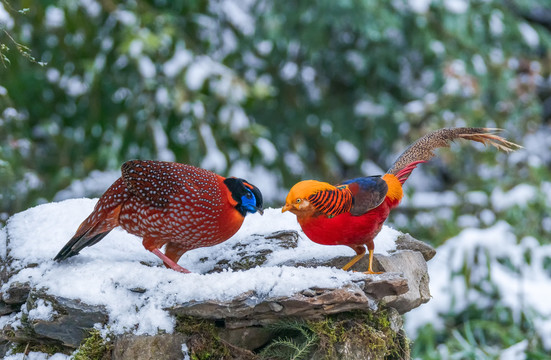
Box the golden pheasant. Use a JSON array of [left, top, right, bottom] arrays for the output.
[[54, 160, 263, 273], [283, 128, 520, 274]]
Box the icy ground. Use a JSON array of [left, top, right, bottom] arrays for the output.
[[0, 198, 399, 338]]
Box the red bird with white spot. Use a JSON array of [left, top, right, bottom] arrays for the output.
[[54, 160, 263, 273]]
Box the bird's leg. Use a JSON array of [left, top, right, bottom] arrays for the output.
[[342, 245, 366, 271], [143, 237, 191, 273], [150, 249, 191, 273], [363, 248, 382, 275]]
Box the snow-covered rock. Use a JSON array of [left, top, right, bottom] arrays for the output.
[[0, 199, 434, 358]]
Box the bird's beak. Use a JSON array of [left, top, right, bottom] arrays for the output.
[[257, 207, 264, 215], [282, 203, 293, 213]]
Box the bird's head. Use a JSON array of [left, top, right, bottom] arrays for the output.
[[282, 180, 336, 216], [224, 178, 264, 217]]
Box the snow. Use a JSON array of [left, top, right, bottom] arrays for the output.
[[1, 199, 400, 336], [4, 352, 70, 360], [0, 2, 14, 30], [354, 100, 387, 117], [444, 0, 468, 14], [218, 105, 250, 133], [27, 299, 57, 322], [405, 221, 551, 350], [199, 123, 227, 173], [54, 170, 120, 201], [280, 62, 298, 81], [490, 184, 537, 212], [138, 56, 156, 78], [404, 100, 425, 115], [152, 121, 176, 162], [228, 160, 284, 204], [284, 152, 305, 175], [519, 23, 539, 48], [256, 138, 278, 164], [490, 10, 504, 36], [335, 140, 360, 165], [219, 0, 255, 36], [45, 6, 65, 28], [163, 43, 193, 78], [408, 0, 431, 13], [186, 56, 213, 91], [500, 340, 528, 360]]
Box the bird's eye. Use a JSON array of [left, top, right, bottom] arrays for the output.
[[246, 192, 253, 199], [296, 199, 301, 203]]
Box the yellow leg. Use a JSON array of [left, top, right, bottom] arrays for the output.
[[342, 246, 366, 271], [363, 249, 383, 275]]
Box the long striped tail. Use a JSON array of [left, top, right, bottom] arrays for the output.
[[54, 179, 125, 261], [387, 127, 522, 185]]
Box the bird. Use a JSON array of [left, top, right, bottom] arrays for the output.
[[54, 160, 263, 273], [282, 127, 521, 274]]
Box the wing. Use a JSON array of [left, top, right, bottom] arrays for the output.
[[121, 160, 201, 208], [340, 176, 388, 216]]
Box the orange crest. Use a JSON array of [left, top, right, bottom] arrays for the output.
[[285, 180, 336, 203]]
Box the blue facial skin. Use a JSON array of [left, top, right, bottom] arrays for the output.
[[241, 190, 263, 214]]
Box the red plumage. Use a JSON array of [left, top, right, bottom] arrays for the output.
[[54, 160, 263, 273]]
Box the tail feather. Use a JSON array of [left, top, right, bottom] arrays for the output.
[[54, 179, 125, 261], [54, 230, 111, 261], [387, 127, 522, 184]]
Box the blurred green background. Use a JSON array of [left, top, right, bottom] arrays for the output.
[[1, 0, 551, 358]]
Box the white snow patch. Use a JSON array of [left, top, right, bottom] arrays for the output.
[[163, 43, 192, 78], [406, 190, 459, 208], [519, 23, 539, 48], [256, 138, 278, 164], [218, 105, 250, 133], [335, 140, 360, 165], [152, 121, 176, 162], [490, 10, 504, 36], [408, 0, 431, 13], [0, 2, 14, 30], [27, 299, 57, 321], [138, 56, 156, 78], [284, 153, 305, 175], [491, 184, 537, 212], [114, 10, 137, 26], [54, 170, 120, 201], [1, 200, 401, 336], [444, 0, 468, 14], [280, 62, 298, 81], [4, 352, 70, 360], [45, 6, 65, 28], [404, 100, 425, 115], [219, 0, 255, 36], [199, 123, 227, 173], [361, 160, 384, 176], [500, 340, 528, 360], [354, 100, 387, 117], [228, 160, 284, 204]]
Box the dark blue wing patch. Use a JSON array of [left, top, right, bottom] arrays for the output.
[[339, 176, 388, 216]]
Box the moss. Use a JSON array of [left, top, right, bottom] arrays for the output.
[[175, 315, 232, 360], [10, 342, 66, 356], [73, 329, 112, 360], [262, 308, 409, 359]]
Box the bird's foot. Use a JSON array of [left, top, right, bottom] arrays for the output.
[[169, 263, 192, 274], [362, 270, 383, 275], [150, 248, 192, 274]]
